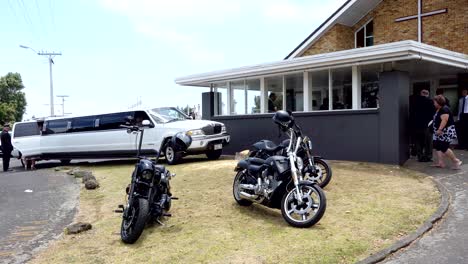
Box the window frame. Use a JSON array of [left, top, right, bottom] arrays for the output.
[[355, 19, 374, 48]]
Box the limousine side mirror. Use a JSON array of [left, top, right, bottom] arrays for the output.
[[142, 120, 154, 128]]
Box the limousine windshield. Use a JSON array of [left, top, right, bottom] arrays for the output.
[[151, 107, 190, 123]]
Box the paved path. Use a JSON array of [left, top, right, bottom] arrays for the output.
[[0, 160, 79, 264], [385, 150, 468, 264]]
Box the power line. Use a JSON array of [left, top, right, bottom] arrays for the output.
[[17, 0, 39, 41], [34, 0, 48, 37]]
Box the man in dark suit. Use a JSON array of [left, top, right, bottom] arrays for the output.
[[413, 89, 436, 162], [1, 123, 13, 171], [457, 88, 468, 150]]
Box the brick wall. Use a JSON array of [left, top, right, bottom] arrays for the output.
[[300, 0, 468, 57]]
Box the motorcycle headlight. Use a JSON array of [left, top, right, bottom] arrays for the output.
[[186, 129, 204, 137], [141, 170, 153, 180]]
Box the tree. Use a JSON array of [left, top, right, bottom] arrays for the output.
[[0, 73, 27, 123]]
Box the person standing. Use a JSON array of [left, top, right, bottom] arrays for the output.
[[268, 93, 278, 113], [413, 89, 435, 162], [1, 123, 13, 172], [457, 88, 468, 150], [436, 88, 450, 108], [432, 95, 462, 169]]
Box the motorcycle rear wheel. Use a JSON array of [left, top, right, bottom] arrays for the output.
[[120, 198, 149, 244], [281, 184, 326, 228], [308, 158, 332, 188], [233, 171, 253, 206]]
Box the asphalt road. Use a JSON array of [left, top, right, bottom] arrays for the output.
[[384, 150, 468, 264], [0, 159, 79, 264]]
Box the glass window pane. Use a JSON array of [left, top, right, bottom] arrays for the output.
[[331, 68, 352, 110], [311, 70, 330, 111], [285, 73, 304, 112], [230, 81, 246, 115], [361, 64, 380, 109], [46, 119, 71, 134], [13, 122, 41, 137], [99, 112, 133, 130], [356, 27, 365, 48], [72, 116, 97, 132], [246, 79, 261, 114], [265, 76, 283, 113], [214, 83, 227, 115]]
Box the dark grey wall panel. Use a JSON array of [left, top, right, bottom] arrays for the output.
[[213, 110, 380, 163], [379, 71, 410, 165]]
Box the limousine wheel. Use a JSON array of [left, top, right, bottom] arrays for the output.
[[206, 149, 222, 160], [60, 159, 71, 165], [165, 143, 181, 165]]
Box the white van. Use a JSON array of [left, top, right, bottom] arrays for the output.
[[12, 107, 230, 165]]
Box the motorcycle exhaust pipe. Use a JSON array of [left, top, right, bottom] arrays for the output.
[[239, 184, 257, 191], [239, 191, 258, 201]]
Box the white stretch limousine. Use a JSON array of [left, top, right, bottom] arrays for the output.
[[12, 107, 230, 165]]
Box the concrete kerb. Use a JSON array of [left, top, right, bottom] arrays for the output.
[[356, 177, 450, 264]]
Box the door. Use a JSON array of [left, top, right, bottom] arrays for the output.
[[135, 110, 160, 155], [12, 121, 42, 157]]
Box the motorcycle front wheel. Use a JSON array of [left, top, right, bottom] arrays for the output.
[[120, 198, 149, 244], [281, 184, 326, 228]]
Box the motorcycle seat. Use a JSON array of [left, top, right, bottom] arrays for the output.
[[258, 140, 283, 152], [248, 164, 265, 174]]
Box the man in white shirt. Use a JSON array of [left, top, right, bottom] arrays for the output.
[[457, 88, 468, 150]]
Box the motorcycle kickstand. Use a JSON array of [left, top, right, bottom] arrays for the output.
[[155, 217, 165, 226]]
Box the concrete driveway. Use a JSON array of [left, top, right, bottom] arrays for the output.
[[0, 160, 79, 264]]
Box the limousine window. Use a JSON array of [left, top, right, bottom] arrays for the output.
[[45, 119, 71, 134], [98, 111, 134, 130], [13, 122, 41, 138], [152, 107, 190, 123], [72, 116, 97, 132]]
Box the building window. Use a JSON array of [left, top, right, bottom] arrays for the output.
[[311, 70, 330, 111], [355, 20, 374, 48], [230, 81, 246, 115], [265, 76, 284, 112], [246, 79, 261, 114], [361, 64, 380, 109], [285, 73, 304, 112], [331, 68, 352, 110], [214, 83, 228, 116]]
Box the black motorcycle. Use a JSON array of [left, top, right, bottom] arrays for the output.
[[115, 119, 189, 244], [248, 128, 332, 189], [233, 111, 326, 228]]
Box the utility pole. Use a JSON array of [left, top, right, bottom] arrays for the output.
[[57, 95, 69, 116], [20, 45, 62, 117], [39, 51, 62, 117]]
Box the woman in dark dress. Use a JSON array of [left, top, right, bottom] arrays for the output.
[[432, 95, 462, 169]]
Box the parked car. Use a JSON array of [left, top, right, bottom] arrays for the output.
[[12, 107, 230, 165]]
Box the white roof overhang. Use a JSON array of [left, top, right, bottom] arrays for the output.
[[175, 41, 468, 87]]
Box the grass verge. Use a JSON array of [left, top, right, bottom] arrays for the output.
[[31, 158, 439, 264]]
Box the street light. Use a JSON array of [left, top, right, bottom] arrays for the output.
[[20, 45, 62, 117]]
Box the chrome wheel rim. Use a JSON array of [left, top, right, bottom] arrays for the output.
[[166, 146, 174, 162], [284, 186, 321, 223]]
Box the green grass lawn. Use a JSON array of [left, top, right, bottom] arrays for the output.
[[32, 158, 439, 264]]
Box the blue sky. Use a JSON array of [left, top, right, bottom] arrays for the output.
[[0, 0, 345, 120]]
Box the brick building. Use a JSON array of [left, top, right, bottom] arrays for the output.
[[176, 0, 468, 165]]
